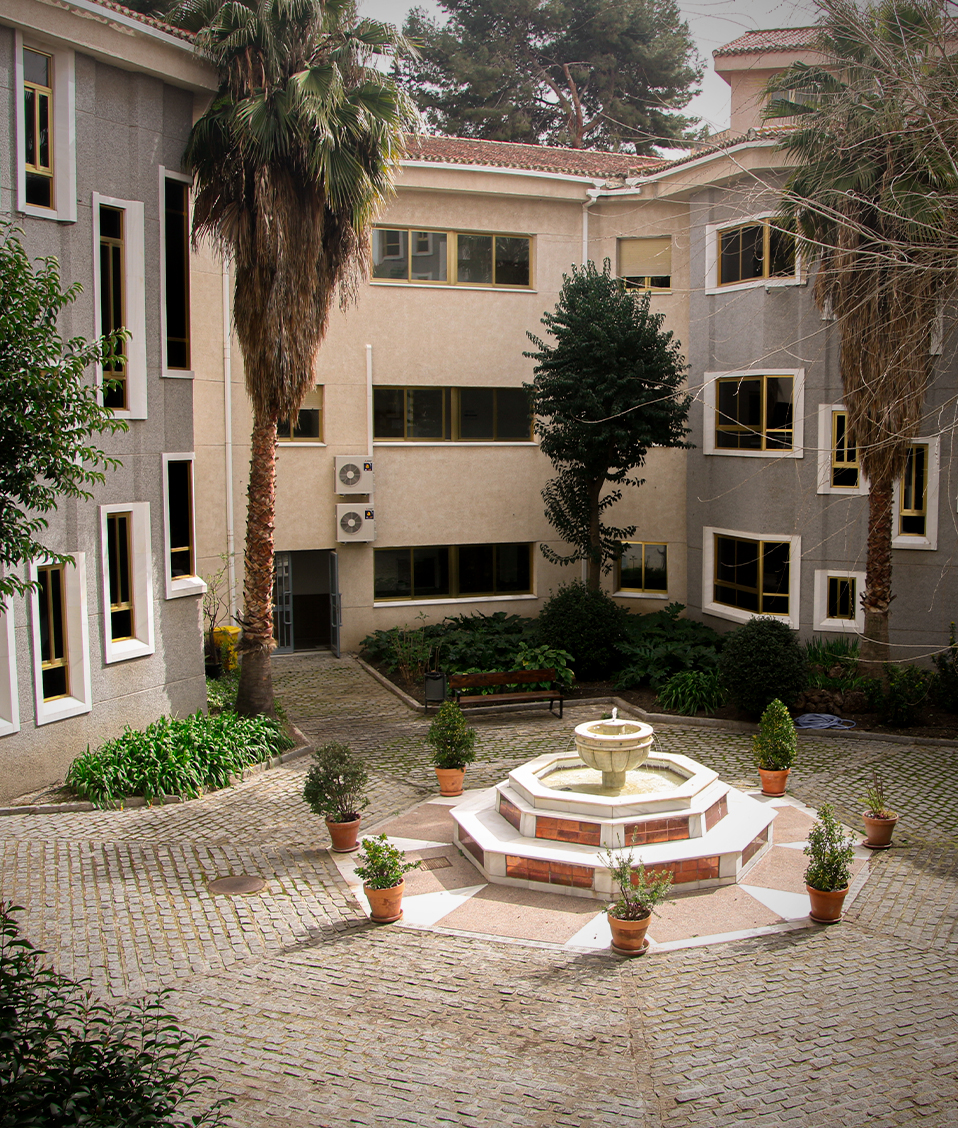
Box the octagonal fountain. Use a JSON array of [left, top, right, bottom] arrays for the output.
[[451, 710, 776, 900]]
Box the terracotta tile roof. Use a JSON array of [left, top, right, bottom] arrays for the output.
[[81, 1, 195, 44], [628, 126, 793, 176], [404, 135, 662, 179], [714, 27, 819, 58]]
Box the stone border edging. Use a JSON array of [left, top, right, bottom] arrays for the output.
[[355, 655, 422, 711]]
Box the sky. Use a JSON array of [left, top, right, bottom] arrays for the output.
[[357, 0, 824, 136]]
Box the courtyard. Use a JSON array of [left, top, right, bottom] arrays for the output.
[[1, 652, 957, 1126]]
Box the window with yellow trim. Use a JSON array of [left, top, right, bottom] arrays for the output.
[[618, 543, 668, 593], [899, 444, 928, 536], [372, 228, 531, 287], [718, 220, 794, 286], [373, 387, 531, 441], [164, 178, 191, 371], [278, 386, 324, 442], [106, 512, 135, 643], [37, 564, 69, 701], [714, 534, 790, 616], [827, 575, 856, 621], [716, 375, 793, 451], [23, 48, 53, 209], [831, 410, 859, 488], [99, 204, 127, 410], [374, 544, 533, 600], [617, 237, 671, 291]]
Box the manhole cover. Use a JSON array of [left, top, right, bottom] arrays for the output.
[[208, 875, 267, 895], [421, 857, 452, 871]]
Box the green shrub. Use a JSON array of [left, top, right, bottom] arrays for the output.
[[302, 742, 369, 822], [803, 804, 856, 892], [206, 668, 240, 714], [656, 669, 725, 715], [718, 618, 807, 717], [426, 701, 478, 769], [865, 664, 933, 726], [753, 698, 797, 770], [932, 623, 958, 711], [0, 902, 231, 1127], [66, 712, 294, 807], [802, 634, 860, 670], [536, 582, 629, 680], [353, 835, 421, 890], [614, 603, 722, 689]]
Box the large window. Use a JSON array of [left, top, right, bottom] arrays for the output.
[[372, 228, 532, 288], [22, 48, 53, 209], [373, 387, 532, 441], [29, 554, 92, 725], [16, 36, 75, 222], [374, 544, 533, 601], [831, 410, 859, 488], [617, 543, 668, 595], [899, 444, 928, 537], [713, 534, 791, 617], [617, 237, 671, 291], [716, 375, 793, 451], [100, 503, 155, 663], [718, 220, 794, 286], [278, 386, 324, 442], [163, 455, 206, 599], [163, 175, 191, 372]]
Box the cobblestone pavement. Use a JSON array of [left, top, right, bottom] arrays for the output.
[[1, 651, 956, 1126]]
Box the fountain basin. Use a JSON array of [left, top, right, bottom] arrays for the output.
[[574, 717, 654, 789]]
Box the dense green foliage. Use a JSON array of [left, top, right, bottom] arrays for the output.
[[614, 602, 722, 689], [0, 224, 127, 600], [753, 699, 797, 771], [656, 669, 725, 716], [399, 0, 703, 152], [603, 853, 673, 921], [932, 624, 958, 712], [718, 618, 808, 717], [302, 742, 369, 822], [353, 835, 421, 891], [865, 664, 934, 726], [426, 702, 477, 770], [206, 669, 240, 714], [0, 903, 230, 1127], [525, 261, 691, 588], [66, 713, 293, 806], [804, 803, 856, 892], [536, 582, 629, 680]]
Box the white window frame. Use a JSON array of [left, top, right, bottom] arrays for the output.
[[702, 525, 802, 629], [14, 32, 77, 223], [99, 502, 155, 663], [162, 453, 207, 600], [92, 193, 147, 419], [0, 599, 20, 738], [705, 213, 801, 295], [816, 404, 868, 496], [703, 369, 805, 459], [158, 167, 194, 380], [892, 437, 939, 551], [29, 554, 92, 726], [813, 569, 865, 634]]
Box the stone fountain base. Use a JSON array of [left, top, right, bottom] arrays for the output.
[[451, 748, 776, 901]]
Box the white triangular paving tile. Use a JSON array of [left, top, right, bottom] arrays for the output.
[[565, 911, 613, 950], [740, 884, 811, 921], [372, 836, 449, 852], [397, 884, 486, 927]]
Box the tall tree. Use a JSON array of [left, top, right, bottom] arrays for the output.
[[765, 0, 958, 673], [400, 0, 703, 153], [175, 0, 417, 715], [524, 260, 690, 591]]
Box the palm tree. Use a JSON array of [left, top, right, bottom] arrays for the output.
[[765, 0, 958, 674], [174, 0, 417, 715]]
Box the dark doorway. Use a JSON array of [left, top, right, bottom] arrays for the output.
[[272, 550, 332, 651]]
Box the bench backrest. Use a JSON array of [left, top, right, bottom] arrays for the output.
[[449, 668, 557, 689]]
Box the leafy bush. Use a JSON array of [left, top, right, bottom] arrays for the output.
[[718, 618, 807, 717], [302, 742, 369, 822], [206, 668, 240, 714], [753, 698, 797, 771], [864, 664, 934, 726], [802, 634, 860, 670], [536, 582, 629, 680], [656, 669, 725, 715], [353, 835, 421, 890], [426, 702, 477, 769], [66, 712, 294, 807], [804, 804, 856, 892], [0, 902, 230, 1127], [932, 623, 958, 711], [614, 603, 722, 689], [602, 853, 673, 921]]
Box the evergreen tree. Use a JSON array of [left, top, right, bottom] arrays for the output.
[[400, 0, 703, 153], [524, 260, 691, 590]]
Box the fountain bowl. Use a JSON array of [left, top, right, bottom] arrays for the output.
[[574, 717, 654, 790]]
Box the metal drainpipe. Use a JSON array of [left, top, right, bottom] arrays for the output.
[[222, 258, 237, 620]]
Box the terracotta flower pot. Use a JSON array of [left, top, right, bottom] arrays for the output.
[[758, 767, 790, 797], [364, 878, 405, 924], [325, 815, 362, 853], [607, 910, 653, 956], [806, 883, 848, 924], [862, 812, 898, 849], [435, 767, 466, 797]]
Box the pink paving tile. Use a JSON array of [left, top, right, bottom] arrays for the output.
[[375, 802, 456, 844], [436, 883, 601, 943], [401, 847, 483, 896], [744, 844, 866, 894], [648, 884, 783, 944], [769, 804, 818, 844]]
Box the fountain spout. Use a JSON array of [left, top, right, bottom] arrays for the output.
[[573, 715, 654, 790]]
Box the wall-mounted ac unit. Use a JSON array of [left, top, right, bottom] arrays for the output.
[[336, 504, 375, 543], [335, 455, 374, 494]]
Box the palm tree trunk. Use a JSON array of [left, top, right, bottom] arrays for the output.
[[236, 408, 278, 717], [859, 477, 893, 679]]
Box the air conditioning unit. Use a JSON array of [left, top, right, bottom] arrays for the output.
[[335, 455, 374, 494], [336, 504, 375, 543]]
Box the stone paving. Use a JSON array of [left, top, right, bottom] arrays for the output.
[[1, 651, 956, 1126]]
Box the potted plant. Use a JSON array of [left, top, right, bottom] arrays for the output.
[[753, 698, 796, 796], [426, 700, 477, 796], [602, 846, 674, 956], [302, 742, 369, 852], [354, 834, 421, 923], [804, 802, 857, 923], [861, 770, 898, 849]]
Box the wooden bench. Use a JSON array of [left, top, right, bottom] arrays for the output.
[[447, 668, 564, 717]]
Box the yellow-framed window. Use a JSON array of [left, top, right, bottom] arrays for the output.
[[37, 564, 69, 700], [373, 543, 533, 600], [23, 48, 53, 209], [831, 410, 859, 488], [164, 178, 191, 370], [826, 576, 857, 621], [899, 444, 928, 536], [371, 228, 532, 288], [718, 220, 794, 286], [617, 237, 672, 291], [716, 375, 793, 451], [618, 542, 668, 593], [167, 460, 196, 579], [99, 204, 127, 410], [714, 535, 790, 616], [106, 512, 135, 642], [373, 386, 531, 441], [278, 385, 324, 442]]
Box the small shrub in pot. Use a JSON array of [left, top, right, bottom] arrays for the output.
[[302, 742, 369, 850], [354, 834, 422, 923], [804, 802, 857, 923], [427, 701, 477, 795], [753, 698, 796, 795], [602, 845, 673, 955]]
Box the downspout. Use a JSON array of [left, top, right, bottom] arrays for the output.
[[222, 258, 237, 620]]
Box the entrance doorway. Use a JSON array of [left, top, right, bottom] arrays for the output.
[[272, 550, 335, 652]]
